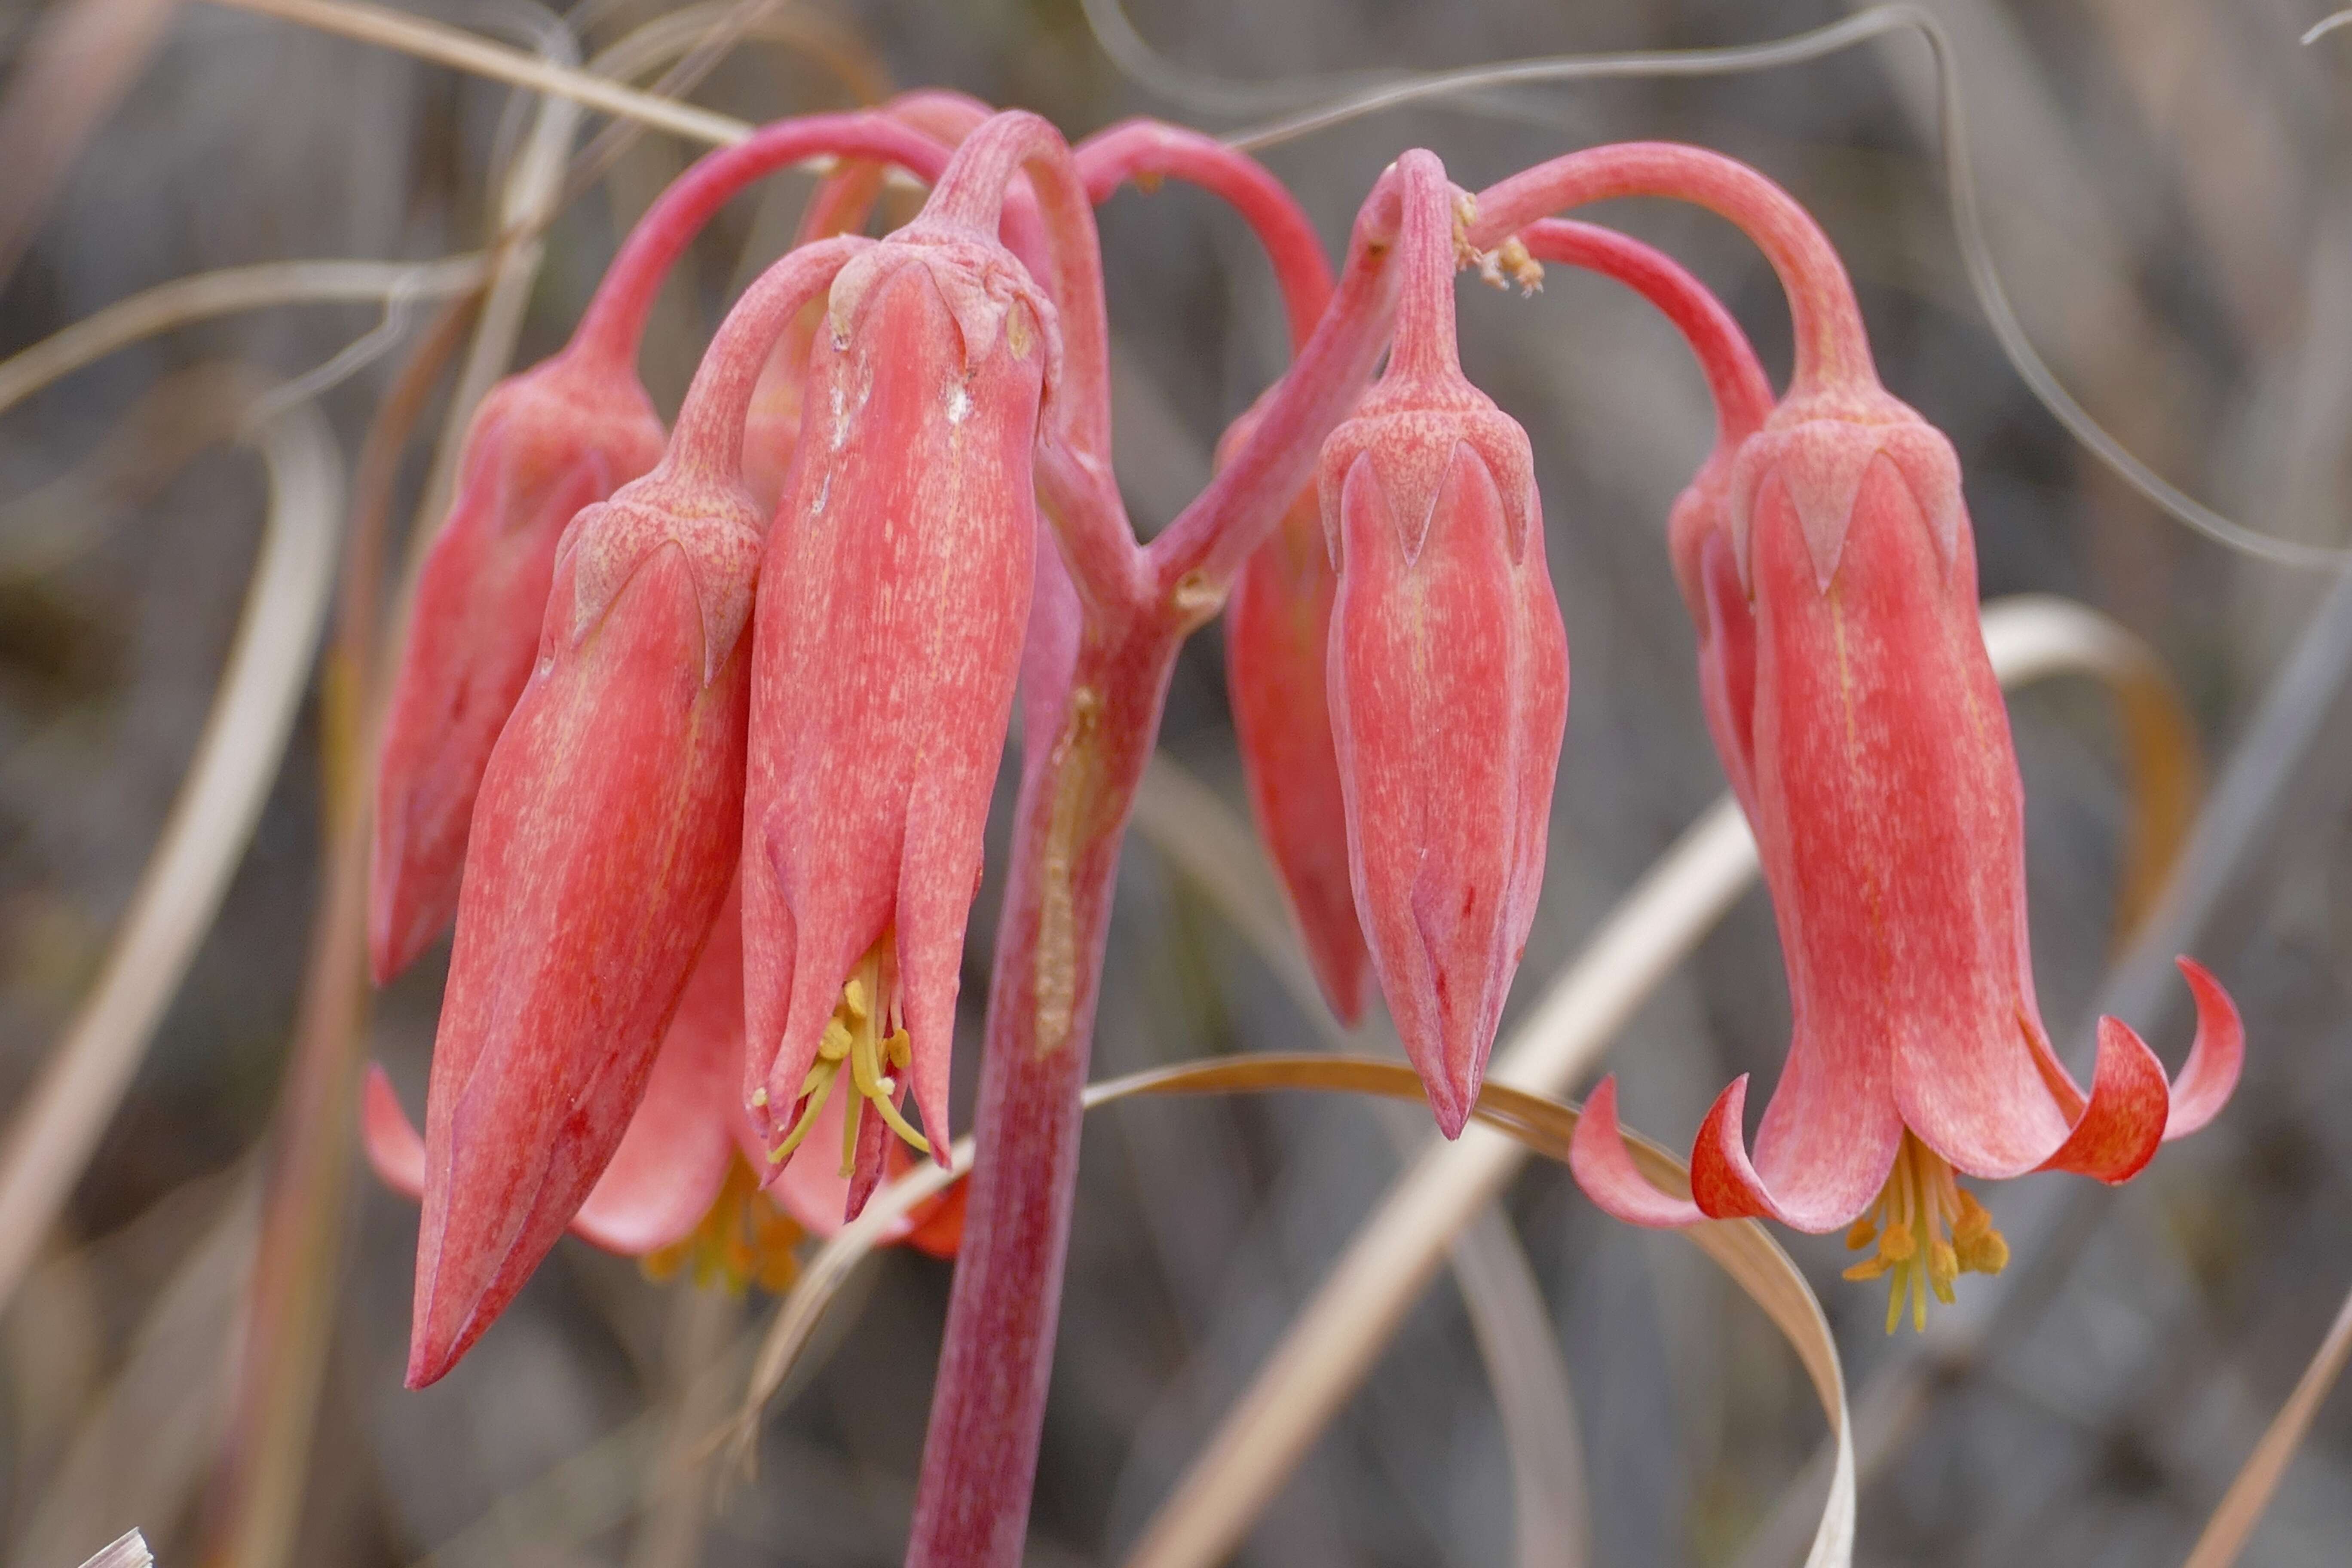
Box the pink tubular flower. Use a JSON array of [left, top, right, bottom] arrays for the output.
[[403, 456, 763, 1386], [365, 888, 960, 1292], [1496, 145, 2247, 1328], [1222, 406, 1370, 1024], [369, 114, 956, 984], [1323, 152, 1569, 1136], [369, 353, 665, 983], [397, 231, 874, 1384], [741, 195, 1058, 1199]]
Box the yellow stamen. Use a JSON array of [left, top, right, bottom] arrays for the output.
[[1842, 1132, 2009, 1332], [641, 1160, 805, 1294], [767, 931, 934, 1178]]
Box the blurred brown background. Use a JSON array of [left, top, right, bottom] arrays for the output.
[[2, 0, 2349, 1564]]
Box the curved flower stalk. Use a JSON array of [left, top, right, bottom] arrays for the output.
[[739, 90, 1058, 516], [369, 113, 953, 983], [401, 235, 872, 1387], [1318, 150, 1569, 1136], [1462, 142, 2244, 1326]]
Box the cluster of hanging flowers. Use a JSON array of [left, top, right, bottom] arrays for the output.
[[364, 94, 2244, 1392]]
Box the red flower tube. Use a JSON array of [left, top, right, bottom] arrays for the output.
[[741, 211, 1058, 1203], [1323, 151, 1569, 1136]]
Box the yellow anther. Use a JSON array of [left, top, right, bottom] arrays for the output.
[[750, 1086, 768, 1108], [1957, 1228, 2010, 1275], [1845, 1133, 2012, 1332], [770, 934, 935, 1179], [640, 1160, 805, 1295]]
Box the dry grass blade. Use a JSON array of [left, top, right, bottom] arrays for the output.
[[72, 1530, 153, 1568], [0, 256, 486, 419], [1120, 594, 2199, 1567], [2181, 1282, 2352, 1568], [14, 1178, 259, 1568], [409, 35, 582, 545], [0, 399, 343, 1313], [201, 0, 750, 145], [723, 1059, 1854, 1567], [589, 0, 889, 104]]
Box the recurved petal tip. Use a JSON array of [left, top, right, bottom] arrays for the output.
[[361, 1064, 426, 1200], [2037, 1017, 2169, 1184], [2162, 957, 2244, 1142], [1569, 1076, 1704, 1229]]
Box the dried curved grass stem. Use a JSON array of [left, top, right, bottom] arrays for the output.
[[1120, 594, 2201, 1568], [0, 398, 343, 1313], [1132, 757, 1589, 1568], [726, 1057, 1855, 1568], [0, 256, 487, 420], [1088, 0, 2345, 570], [202, 0, 751, 145], [2182, 1282, 2352, 1568]]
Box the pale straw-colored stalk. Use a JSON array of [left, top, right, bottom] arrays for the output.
[[1131, 760, 1589, 1568], [1121, 594, 2195, 1568], [407, 22, 582, 544], [2180, 1283, 2352, 1568], [72, 1529, 153, 1568], [0, 400, 342, 1313], [0, 256, 487, 420], [202, 0, 750, 145], [726, 1058, 1855, 1567]]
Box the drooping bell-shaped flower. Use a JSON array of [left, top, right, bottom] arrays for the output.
[[369, 352, 665, 982], [403, 457, 762, 1387], [1573, 384, 2245, 1329], [365, 884, 961, 1287], [741, 212, 1057, 1197], [1221, 400, 1370, 1024], [1324, 153, 1569, 1136]]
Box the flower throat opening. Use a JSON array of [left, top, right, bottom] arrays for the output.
[[766, 930, 932, 1176], [643, 1161, 804, 1293], [1843, 1131, 2010, 1332]]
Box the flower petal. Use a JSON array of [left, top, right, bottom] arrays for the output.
[[361, 1063, 427, 1200], [570, 894, 744, 1255], [2034, 1015, 2169, 1183], [1567, 1076, 1703, 1228], [1692, 1074, 1900, 1233], [2162, 957, 2244, 1142]]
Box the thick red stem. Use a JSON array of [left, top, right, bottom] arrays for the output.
[[904, 618, 1179, 1567], [1075, 120, 1334, 349], [1141, 166, 1406, 597], [1471, 142, 1875, 399], [1380, 150, 1467, 391], [567, 113, 951, 374], [919, 111, 1113, 462], [1518, 218, 1774, 444], [665, 236, 867, 485]]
